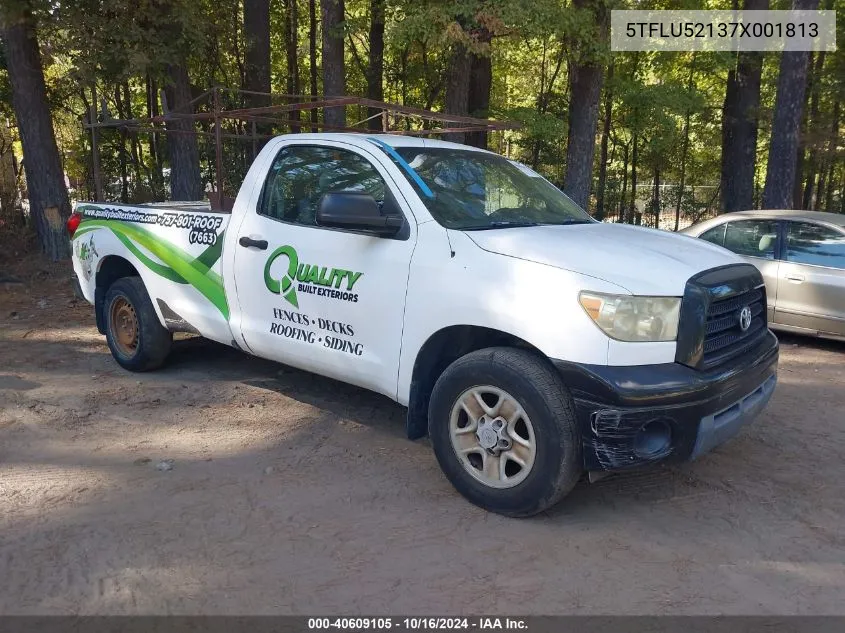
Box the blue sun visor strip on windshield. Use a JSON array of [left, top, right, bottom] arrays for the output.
[[367, 137, 434, 198]]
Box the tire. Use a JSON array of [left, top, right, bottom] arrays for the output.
[[428, 347, 582, 517], [103, 277, 172, 372]]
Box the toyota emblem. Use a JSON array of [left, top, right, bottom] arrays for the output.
[[739, 306, 752, 332]]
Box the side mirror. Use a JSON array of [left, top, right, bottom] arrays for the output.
[[317, 192, 402, 236]]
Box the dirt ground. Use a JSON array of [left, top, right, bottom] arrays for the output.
[[1, 256, 844, 615]]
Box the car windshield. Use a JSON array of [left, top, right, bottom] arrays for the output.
[[391, 147, 594, 230]]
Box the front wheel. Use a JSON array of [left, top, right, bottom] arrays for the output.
[[104, 277, 172, 372], [428, 347, 582, 517]]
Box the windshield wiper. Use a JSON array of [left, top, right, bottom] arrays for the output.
[[463, 221, 541, 231]]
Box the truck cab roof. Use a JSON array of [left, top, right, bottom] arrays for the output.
[[271, 132, 490, 153]]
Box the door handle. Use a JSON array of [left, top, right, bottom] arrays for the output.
[[785, 273, 805, 283], [239, 236, 268, 250]]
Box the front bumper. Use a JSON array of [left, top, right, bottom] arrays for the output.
[[552, 330, 779, 471]]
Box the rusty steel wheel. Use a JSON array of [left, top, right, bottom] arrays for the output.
[[103, 278, 172, 372], [109, 296, 140, 357]]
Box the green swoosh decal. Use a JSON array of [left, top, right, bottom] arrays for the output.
[[75, 223, 186, 283], [76, 219, 229, 320], [194, 232, 225, 274], [112, 230, 189, 284]]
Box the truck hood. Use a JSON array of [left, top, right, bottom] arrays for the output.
[[464, 222, 742, 296]]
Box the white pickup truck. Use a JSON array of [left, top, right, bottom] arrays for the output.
[[69, 133, 779, 516]]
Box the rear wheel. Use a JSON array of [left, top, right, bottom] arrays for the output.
[[104, 277, 172, 371], [428, 347, 582, 517]]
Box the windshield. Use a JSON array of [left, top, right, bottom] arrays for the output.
[[391, 147, 594, 230]]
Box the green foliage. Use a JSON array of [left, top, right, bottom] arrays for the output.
[[0, 0, 842, 213]]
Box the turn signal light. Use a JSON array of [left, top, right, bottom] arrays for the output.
[[66, 212, 82, 237]]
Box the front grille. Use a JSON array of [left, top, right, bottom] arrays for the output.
[[701, 286, 767, 368], [675, 264, 770, 371]]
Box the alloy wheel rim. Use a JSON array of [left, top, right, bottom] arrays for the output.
[[448, 385, 537, 489]]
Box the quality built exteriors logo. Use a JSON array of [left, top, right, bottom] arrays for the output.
[[264, 245, 363, 308]]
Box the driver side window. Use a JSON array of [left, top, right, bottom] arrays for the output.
[[258, 145, 386, 226]]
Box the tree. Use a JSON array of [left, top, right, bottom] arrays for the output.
[[675, 56, 697, 230], [762, 0, 820, 210], [1, 3, 72, 260], [563, 0, 608, 211], [284, 0, 300, 131], [243, 0, 271, 109], [443, 40, 471, 144], [366, 0, 385, 130], [799, 50, 826, 208], [442, 14, 493, 147], [465, 28, 492, 149], [2, 0, 841, 240], [721, 0, 768, 212], [0, 122, 20, 224], [309, 0, 319, 132], [321, 0, 346, 127], [164, 63, 202, 201], [594, 63, 613, 220]]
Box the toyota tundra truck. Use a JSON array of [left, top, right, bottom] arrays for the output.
[[68, 133, 779, 517]]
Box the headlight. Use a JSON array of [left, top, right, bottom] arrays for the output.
[[579, 292, 681, 342]]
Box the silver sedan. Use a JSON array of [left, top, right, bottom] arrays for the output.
[[681, 209, 845, 341]]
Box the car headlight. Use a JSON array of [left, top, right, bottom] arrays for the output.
[[579, 292, 681, 342]]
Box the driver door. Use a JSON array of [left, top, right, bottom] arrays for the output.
[[230, 141, 416, 398]]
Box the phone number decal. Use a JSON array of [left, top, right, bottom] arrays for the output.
[[158, 212, 223, 247]]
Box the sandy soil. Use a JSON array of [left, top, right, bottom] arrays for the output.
[[1, 257, 844, 615]]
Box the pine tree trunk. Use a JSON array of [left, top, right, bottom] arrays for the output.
[[840, 170, 845, 214], [123, 82, 145, 191], [244, 0, 271, 145], [675, 57, 695, 231], [164, 63, 202, 201], [720, 0, 767, 213], [618, 141, 629, 222], [285, 0, 301, 132], [652, 167, 660, 227], [793, 51, 815, 208], [563, 0, 608, 211], [0, 122, 20, 225], [321, 0, 346, 127], [146, 73, 164, 197], [595, 64, 613, 221], [244, 0, 271, 104], [629, 134, 639, 224], [114, 85, 130, 203], [1, 5, 72, 260], [366, 0, 385, 130], [815, 164, 827, 210], [465, 29, 493, 149], [822, 161, 835, 212], [309, 0, 319, 132], [465, 55, 492, 149], [564, 60, 603, 211], [762, 0, 820, 210], [822, 100, 840, 211], [676, 113, 692, 231], [800, 51, 825, 208], [444, 42, 471, 144]]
